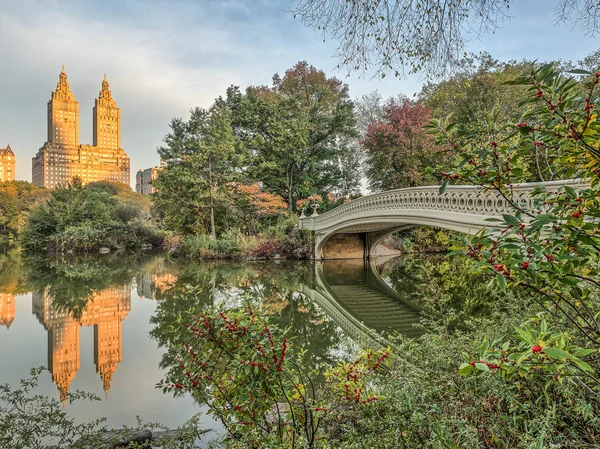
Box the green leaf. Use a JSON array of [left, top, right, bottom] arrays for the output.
[[439, 179, 449, 194], [567, 69, 592, 75], [573, 348, 596, 358], [479, 338, 489, 359], [571, 357, 592, 372], [564, 185, 577, 198], [474, 363, 489, 372], [499, 243, 521, 249], [496, 273, 507, 291], [457, 364, 474, 376], [502, 214, 520, 226], [544, 347, 571, 360]]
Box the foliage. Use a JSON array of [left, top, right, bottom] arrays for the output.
[[226, 61, 360, 209], [429, 67, 600, 391], [325, 256, 600, 448], [292, 0, 600, 78], [419, 53, 584, 181], [158, 302, 390, 448], [0, 181, 50, 241], [362, 98, 440, 190], [154, 105, 238, 238], [0, 367, 202, 449], [21, 179, 162, 253], [226, 182, 288, 235]]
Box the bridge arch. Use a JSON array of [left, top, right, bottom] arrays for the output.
[[300, 181, 581, 260]]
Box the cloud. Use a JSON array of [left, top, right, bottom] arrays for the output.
[[0, 0, 273, 181], [0, 0, 598, 183]]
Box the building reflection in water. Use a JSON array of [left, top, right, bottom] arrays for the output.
[[32, 285, 131, 404], [136, 273, 178, 300], [0, 293, 15, 329]]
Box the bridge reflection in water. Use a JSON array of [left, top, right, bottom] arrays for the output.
[[0, 251, 424, 406], [298, 258, 423, 346]]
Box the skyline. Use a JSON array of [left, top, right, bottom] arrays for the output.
[[0, 0, 599, 185]]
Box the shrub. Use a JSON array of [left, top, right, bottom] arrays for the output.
[[251, 239, 279, 259], [158, 303, 390, 448], [0, 367, 203, 449], [22, 180, 157, 254]]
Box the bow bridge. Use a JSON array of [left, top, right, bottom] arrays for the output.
[[299, 180, 580, 260]]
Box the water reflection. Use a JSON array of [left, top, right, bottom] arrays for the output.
[[32, 285, 130, 404], [0, 248, 436, 430], [0, 292, 15, 328]]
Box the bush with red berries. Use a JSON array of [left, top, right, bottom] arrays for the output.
[[158, 303, 390, 448], [429, 66, 600, 391]]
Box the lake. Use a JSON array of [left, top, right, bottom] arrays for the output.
[[0, 247, 460, 442]]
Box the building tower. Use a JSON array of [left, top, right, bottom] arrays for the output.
[[47, 66, 79, 147], [0, 293, 15, 329], [94, 318, 123, 395], [0, 144, 15, 182], [93, 75, 120, 151], [32, 68, 130, 188]]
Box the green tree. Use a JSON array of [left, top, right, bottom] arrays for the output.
[[227, 61, 360, 209], [21, 179, 161, 253], [155, 105, 238, 238], [0, 181, 50, 241]]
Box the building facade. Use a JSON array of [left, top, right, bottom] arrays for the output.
[[0, 293, 15, 329], [135, 166, 161, 194], [0, 144, 15, 182], [33, 285, 131, 404], [32, 67, 130, 188]]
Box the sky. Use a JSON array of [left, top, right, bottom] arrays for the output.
[[0, 0, 598, 185]]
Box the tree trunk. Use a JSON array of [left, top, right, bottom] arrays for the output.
[[208, 154, 216, 240], [288, 169, 294, 211]]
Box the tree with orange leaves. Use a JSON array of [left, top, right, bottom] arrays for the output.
[[228, 182, 288, 234]]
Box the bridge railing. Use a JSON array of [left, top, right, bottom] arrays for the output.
[[298, 180, 583, 232]]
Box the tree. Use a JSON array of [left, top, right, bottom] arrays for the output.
[[0, 181, 50, 241], [292, 0, 600, 78], [21, 179, 161, 253], [430, 65, 600, 392], [362, 99, 438, 190], [155, 105, 238, 238], [227, 61, 360, 209], [227, 182, 288, 235]]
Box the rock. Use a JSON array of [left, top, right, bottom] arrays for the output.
[[99, 247, 111, 254], [84, 428, 152, 448], [150, 429, 185, 443]]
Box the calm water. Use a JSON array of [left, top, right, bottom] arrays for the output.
[[0, 247, 447, 437]]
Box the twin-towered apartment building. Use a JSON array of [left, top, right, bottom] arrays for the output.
[[3, 68, 164, 193], [31, 67, 130, 188]]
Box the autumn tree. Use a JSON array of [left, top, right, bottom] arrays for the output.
[[227, 61, 360, 209], [362, 99, 438, 190], [227, 182, 288, 234], [154, 105, 238, 237], [292, 0, 600, 78]]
